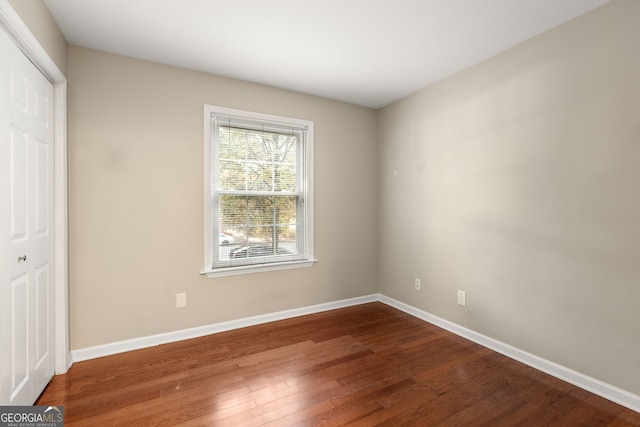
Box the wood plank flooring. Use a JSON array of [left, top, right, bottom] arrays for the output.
[[37, 302, 640, 426]]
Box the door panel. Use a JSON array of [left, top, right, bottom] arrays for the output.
[[34, 265, 50, 367], [9, 273, 29, 402], [9, 67, 27, 113], [34, 139, 50, 237], [1, 26, 55, 405], [9, 126, 28, 243]]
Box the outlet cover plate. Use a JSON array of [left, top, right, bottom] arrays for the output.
[[176, 292, 187, 308], [457, 290, 467, 306]]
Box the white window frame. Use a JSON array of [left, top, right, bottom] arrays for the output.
[[201, 105, 316, 278]]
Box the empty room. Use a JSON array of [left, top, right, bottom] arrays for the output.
[[1, 0, 639, 425]]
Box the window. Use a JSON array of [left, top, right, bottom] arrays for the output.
[[202, 105, 315, 277]]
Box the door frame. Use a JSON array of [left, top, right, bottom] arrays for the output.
[[0, 1, 70, 374]]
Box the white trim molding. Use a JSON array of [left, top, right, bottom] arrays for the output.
[[202, 259, 318, 278], [378, 294, 640, 414], [0, 0, 70, 374], [71, 294, 378, 362], [202, 104, 315, 278], [70, 293, 639, 414]]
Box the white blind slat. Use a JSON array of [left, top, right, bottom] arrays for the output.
[[209, 110, 311, 270]]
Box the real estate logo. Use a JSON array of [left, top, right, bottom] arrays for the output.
[[0, 406, 63, 427]]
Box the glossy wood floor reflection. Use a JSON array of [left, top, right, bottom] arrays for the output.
[[37, 303, 639, 426]]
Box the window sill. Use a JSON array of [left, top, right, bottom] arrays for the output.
[[201, 259, 318, 278]]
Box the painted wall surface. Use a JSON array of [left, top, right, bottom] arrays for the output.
[[7, 0, 67, 76], [378, 0, 640, 394], [67, 46, 378, 349]]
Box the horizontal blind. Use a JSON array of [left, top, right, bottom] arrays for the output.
[[211, 113, 310, 269]]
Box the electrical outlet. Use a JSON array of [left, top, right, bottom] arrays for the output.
[[176, 292, 187, 308], [415, 278, 421, 290], [457, 290, 467, 306]]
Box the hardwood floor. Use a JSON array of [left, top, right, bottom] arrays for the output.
[[37, 302, 640, 426]]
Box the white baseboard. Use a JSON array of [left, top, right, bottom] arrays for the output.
[[378, 294, 640, 414], [71, 292, 639, 414], [71, 294, 378, 363]]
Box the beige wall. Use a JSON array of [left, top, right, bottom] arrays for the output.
[[67, 46, 378, 349], [8, 0, 67, 76], [16, 0, 638, 398], [378, 0, 640, 394]]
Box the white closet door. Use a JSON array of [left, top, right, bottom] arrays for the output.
[[0, 26, 55, 405]]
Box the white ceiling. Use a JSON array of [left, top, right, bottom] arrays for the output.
[[44, 0, 610, 109]]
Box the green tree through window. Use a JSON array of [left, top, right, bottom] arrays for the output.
[[203, 105, 315, 276], [218, 126, 298, 250]]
